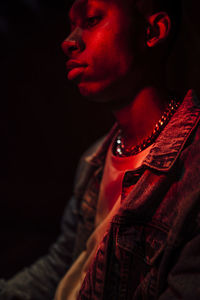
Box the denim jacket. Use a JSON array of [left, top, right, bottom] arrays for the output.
[[1, 90, 200, 299]]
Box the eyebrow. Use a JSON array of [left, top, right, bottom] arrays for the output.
[[69, 0, 87, 21], [69, 0, 105, 21]]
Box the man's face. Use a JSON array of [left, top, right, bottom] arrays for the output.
[[62, 0, 145, 102]]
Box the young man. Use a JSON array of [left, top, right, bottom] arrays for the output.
[[1, 0, 200, 299]]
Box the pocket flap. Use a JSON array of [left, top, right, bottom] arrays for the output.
[[116, 223, 168, 266]]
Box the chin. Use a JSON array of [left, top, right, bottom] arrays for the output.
[[78, 82, 107, 102], [78, 83, 93, 98], [78, 79, 121, 103]]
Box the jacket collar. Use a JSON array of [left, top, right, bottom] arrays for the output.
[[143, 90, 200, 171], [85, 90, 200, 172]]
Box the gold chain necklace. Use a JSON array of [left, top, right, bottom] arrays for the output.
[[113, 99, 180, 157]]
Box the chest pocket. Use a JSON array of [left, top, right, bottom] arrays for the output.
[[114, 223, 169, 299], [116, 222, 168, 266]]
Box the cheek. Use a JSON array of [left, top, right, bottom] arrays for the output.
[[85, 26, 134, 80]]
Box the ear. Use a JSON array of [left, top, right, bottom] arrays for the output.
[[146, 12, 171, 48]]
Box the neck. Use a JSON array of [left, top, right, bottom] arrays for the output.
[[113, 86, 169, 148]]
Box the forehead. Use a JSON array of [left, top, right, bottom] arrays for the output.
[[69, 0, 129, 19], [69, 0, 105, 17]]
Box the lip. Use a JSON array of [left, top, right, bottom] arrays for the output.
[[66, 60, 88, 80], [66, 60, 87, 70]]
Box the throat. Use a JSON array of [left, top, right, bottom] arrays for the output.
[[112, 86, 170, 149]]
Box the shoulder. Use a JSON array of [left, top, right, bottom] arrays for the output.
[[80, 135, 107, 161], [74, 124, 118, 186], [73, 135, 107, 192]]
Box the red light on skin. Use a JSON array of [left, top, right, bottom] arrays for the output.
[[63, 0, 172, 151], [66, 60, 88, 80], [67, 66, 86, 80], [62, 0, 141, 102]]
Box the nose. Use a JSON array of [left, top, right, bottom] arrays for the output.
[[61, 27, 84, 57]]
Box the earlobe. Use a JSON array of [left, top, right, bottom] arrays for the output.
[[146, 12, 171, 48]]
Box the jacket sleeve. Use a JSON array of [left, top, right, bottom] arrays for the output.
[[159, 231, 200, 300], [0, 194, 80, 300]]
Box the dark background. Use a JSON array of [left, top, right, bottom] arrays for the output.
[[1, 0, 200, 279]]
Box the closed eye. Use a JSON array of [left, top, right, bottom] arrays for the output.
[[85, 16, 102, 28]]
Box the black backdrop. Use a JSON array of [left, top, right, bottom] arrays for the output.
[[1, 0, 200, 278]]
